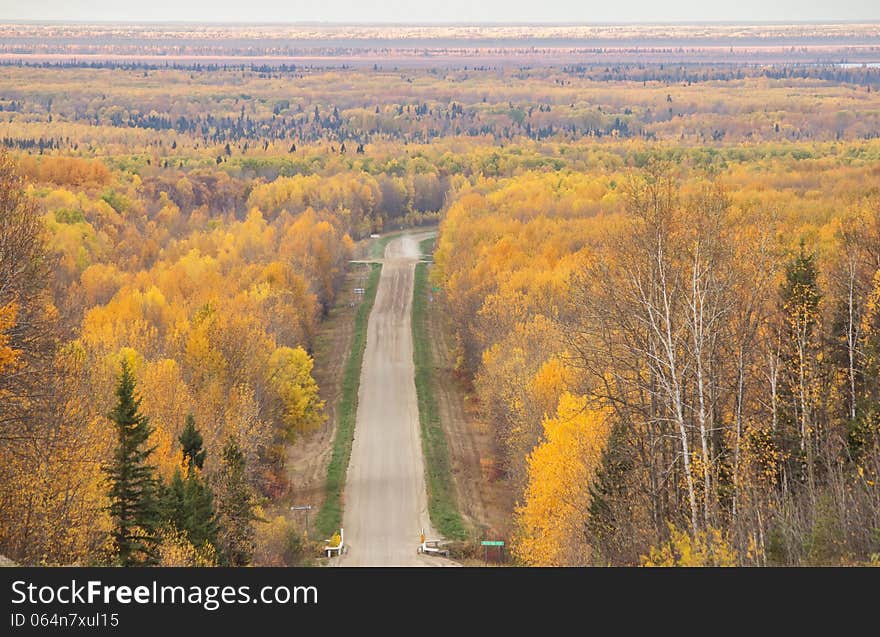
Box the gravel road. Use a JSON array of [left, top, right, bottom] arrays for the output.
[[340, 233, 448, 566]]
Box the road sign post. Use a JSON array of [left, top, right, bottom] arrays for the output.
[[481, 540, 505, 565], [291, 504, 312, 536]]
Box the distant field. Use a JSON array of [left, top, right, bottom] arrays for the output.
[[1, 22, 879, 66]]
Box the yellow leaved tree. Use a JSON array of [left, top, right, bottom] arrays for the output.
[[267, 346, 326, 439], [0, 301, 18, 373], [513, 393, 610, 566], [641, 525, 738, 567]]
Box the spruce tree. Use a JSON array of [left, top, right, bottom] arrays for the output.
[[159, 415, 218, 550], [182, 471, 218, 549], [586, 421, 633, 564], [160, 469, 187, 533], [215, 436, 257, 566], [179, 414, 206, 471], [105, 360, 160, 566]]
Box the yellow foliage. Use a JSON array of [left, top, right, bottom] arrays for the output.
[[158, 526, 217, 567], [0, 408, 112, 564], [514, 394, 610, 566], [79, 263, 124, 307], [253, 509, 304, 566], [477, 315, 565, 486], [8, 64, 880, 567], [0, 302, 19, 374], [268, 346, 325, 438], [18, 155, 111, 187], [641, 525, 738, 567], [139, 358, 194, 446], [530, 357, 571, 414], [150, 426, 182, 483]]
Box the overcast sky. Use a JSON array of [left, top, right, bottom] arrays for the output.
[[1, 0, 878, 24]]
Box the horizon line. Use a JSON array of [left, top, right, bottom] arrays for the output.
[[3, 19, 880, 27]]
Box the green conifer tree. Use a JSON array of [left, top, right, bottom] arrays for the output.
[[215, 436, 257, 566], [105, 360, 160, 566], [159, 415, 218, 550], [180, 414, 206, 471]]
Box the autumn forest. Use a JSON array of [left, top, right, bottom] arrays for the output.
[[1, 23, 880, 567]]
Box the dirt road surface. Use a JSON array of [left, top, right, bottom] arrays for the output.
[[340, 233, 450, 566]]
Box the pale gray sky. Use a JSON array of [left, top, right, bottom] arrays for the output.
[[0, 0, 877, 24]]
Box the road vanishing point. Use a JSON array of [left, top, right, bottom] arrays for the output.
[[340, 233, 453, 566]]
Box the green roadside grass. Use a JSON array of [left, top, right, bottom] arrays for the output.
[[412, 261, 468, 540], [371, 229, 436, 260], [370, 230, 403, 259], [418, 236, 435, 259], [314, 262, 382, 538]]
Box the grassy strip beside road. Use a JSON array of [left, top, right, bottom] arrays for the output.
[[412, 262, 468, 540], [315, 262, 382, 538], [369, 230, 403, 259], [418, 236, 435, 259]]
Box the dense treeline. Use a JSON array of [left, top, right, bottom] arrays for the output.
[[435, 157, 880, 565], [560, 64, 880, 88], [3, 60, 880, 566], [4, 61, 878, 88], [2, 64, 880, 161], [0, 149, 352, 565]]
